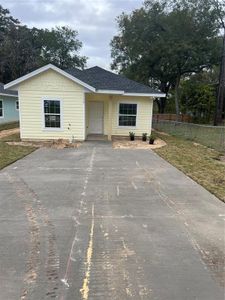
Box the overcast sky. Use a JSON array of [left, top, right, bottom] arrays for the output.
[[2, 0, 143, 69]]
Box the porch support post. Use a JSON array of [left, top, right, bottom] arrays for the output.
[[108, 96, 113, 141]]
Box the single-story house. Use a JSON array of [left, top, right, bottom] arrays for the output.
[[4, 64, 165, 141], [0, 83, 19, 124]]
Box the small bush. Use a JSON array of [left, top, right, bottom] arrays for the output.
[[149, 133, 156, 144], [129, 132, 135, 141], [142, 133, 147, 141]]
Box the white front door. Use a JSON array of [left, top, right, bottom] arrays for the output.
[[89, 102, 104, 134]]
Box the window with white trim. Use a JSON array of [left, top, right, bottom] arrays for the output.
[[16, 100, 19, 110], [0, 100, 3, 117], [118, 103, 137, 127], [43, 100, 61, 128]]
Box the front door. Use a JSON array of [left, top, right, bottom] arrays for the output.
[[89, 102, 104, 134]]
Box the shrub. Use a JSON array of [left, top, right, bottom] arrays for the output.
[[129, 132, 135, 141]]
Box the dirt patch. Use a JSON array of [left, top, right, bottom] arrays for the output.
[[0, 128, 19, 139], [112, 138, 166, 150], [7, 139, 82, 149]]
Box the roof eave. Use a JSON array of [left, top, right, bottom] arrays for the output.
[[124, 92, 166, 97], [0, 92, 18, 98], [95, 89, 166, 97]]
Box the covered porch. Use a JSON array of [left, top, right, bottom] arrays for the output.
[[85, 93, 114, 141], [84, 92, 154, 142]]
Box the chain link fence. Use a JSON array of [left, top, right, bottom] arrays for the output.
[[153, 120, 225, 152]]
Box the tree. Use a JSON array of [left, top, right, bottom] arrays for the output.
[[180, 74, 216, 123], [209, 0, 225, 125], [0, 5, 20, 82], [0, 5, 87, 83], [111, 0, 221, 115], [0, 5, 19, 39], [0, 25, 42, 83], [38, 26, 87, 70]]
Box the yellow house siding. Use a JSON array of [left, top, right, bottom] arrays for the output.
[[111, 96, 153, 136], [19, 69, 85, 140]]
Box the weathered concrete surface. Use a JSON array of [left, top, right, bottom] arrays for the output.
[[0, 141, 224, 300]]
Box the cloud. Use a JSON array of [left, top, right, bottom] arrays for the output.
[[2, 0, 142, 69]]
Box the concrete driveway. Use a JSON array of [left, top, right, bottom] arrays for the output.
[[0, 142, 224, 300]]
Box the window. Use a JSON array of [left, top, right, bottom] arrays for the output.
[[16, 100, 19, 110], [118, 103, 137, 127], [43, 100, 61, 128], [0, 100, 3, 117]]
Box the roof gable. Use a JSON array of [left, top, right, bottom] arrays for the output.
[[4, 64, 96, 92]]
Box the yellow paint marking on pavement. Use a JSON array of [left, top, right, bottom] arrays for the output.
[[80, 204, 95, 300]]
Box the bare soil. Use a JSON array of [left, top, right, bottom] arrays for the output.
[[112, 138, 166, 150], [7, 139, 82, 149], [0, 128, 19, 139]]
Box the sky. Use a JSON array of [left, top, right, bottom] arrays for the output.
[[2, 0, 143, 70]]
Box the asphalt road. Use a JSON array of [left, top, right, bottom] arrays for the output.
[[0, 141, 224, 300]]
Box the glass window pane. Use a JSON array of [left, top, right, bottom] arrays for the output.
[[44, 100, 60, 114], [119, 103, 137, 115], [0, 101, 2, 109], [0, 108, 2, 117], [45, 114, 60, 128], [119, 115, 136, 126]]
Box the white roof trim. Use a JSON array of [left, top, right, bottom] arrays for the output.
[[4, 64, 96, 92], [95, 89, 166, 97], [96, 89, 124, 94], [124, 92, 166, 97], [0, 92, 18, 98]]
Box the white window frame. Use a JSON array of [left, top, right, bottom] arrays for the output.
[[0, 99, 4, 118], [15, 100, 19, 110], [42, 98, 63, 131], [117, 101, 138, 128]]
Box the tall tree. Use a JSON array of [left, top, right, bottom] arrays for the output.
[[0, 25, 42, 83], [180, 72, 217, 123], [0, 5, 87, 83], [210, 0, 225, 125], [38, 26, 87, 69], [111, 0, 220, 115]]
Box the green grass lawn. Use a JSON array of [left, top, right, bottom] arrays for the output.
[[154, 132, 225, 202], [0, 133, 35, 170], [0, 121, 19, 131]]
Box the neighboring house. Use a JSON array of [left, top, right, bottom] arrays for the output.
[[4, 64, 165, 141], [0, 83, 19, 124]]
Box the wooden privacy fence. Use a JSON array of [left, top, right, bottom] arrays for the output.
[[153, 119, 225, 152], [153, 114, 192, 122]]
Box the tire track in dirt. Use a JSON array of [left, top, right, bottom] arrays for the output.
[[5, 172, 60, 299]]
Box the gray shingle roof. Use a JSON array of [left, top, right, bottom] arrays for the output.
[[66, 66, 162, 94], [0, 82, 18, 97]]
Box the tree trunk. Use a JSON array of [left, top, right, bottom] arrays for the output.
[[158, 82, 170, 113], [174, 75, 181, 121], [155, 98, 161, 113], [214, 27, 225, 126]]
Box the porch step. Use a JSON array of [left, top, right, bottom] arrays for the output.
[[86, 134, 108, 141]]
